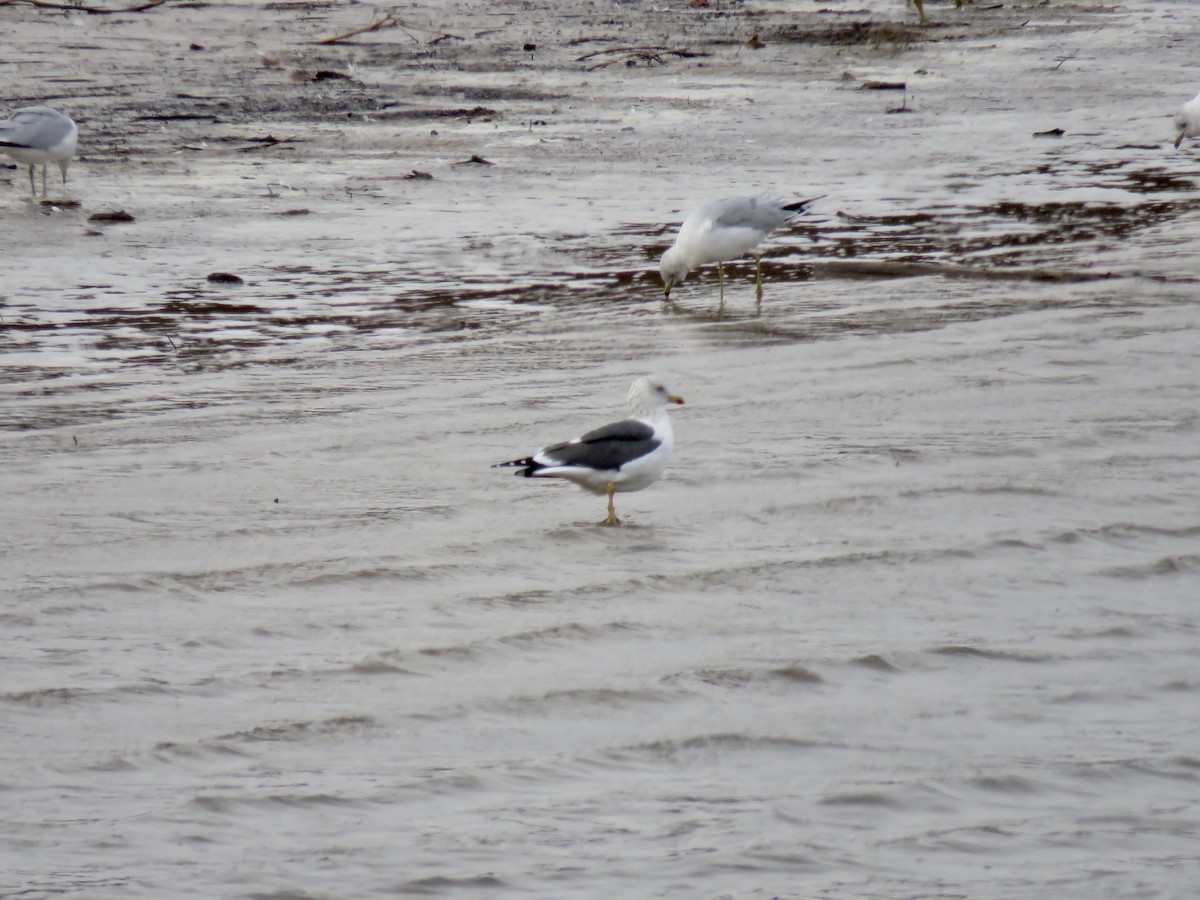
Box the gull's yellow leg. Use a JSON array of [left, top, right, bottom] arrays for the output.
[[603, 482, 620, 526], [754, 254, 764, 315], [717, 263, 726, 318]]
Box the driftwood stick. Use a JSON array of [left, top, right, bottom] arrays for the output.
[[576, 45, 678, 62], [576, 45, 704, 70], [2, 0, 169, 11], [315, 13, 462, 46], [315, 13, 400, 45]]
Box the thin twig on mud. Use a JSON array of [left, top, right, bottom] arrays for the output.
[[0, 0, 169, 13], [575, 45, 705, 70], [314, 12, 461, 46]]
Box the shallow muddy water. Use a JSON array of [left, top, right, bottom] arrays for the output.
[[3, 1, 1200, 897]]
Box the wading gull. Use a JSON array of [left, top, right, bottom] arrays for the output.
[[1173, 91, 1200, 149], [493, 376, 684, 526], [0, 106, 78, 198], [659, 194, 818, 307]]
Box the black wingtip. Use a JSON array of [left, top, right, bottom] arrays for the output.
[[492, 457, 528, 469], [492, 457, 543, 477], [783, 196, 823, 213]]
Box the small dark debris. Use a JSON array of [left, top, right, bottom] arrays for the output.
[[207, 272, 244, 285], [746, 33, 765, 49], [273, 208, 311, 216], [374, 105, 495, 122], [403, 170, 433, 180], [523, 42, 537, 52], [860, 80, 907, 90], [454, 154, 493, 166], [40, 198, 81, 208], [133, 113, 216, 122], [313, 70, 351, 81], [88, 210, 135, 223], [237, 135, 299, 152], [189, 43, 204, 51], [1034, 128, 1065, 138]]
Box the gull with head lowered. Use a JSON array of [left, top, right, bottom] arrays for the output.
[[0, 106, 78, 198], [659, 194, 818, 309], [1173, 91, 1200, 149]]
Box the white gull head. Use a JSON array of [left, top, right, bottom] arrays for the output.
[[659, 246, 691, 299], [628, 376, 685, 419]]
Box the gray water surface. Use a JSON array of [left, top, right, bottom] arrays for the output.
[[3, 1, 1200, 897]]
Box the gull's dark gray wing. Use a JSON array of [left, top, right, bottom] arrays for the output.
[[540, 418, 659, 471], [577, 418, 655, 444]]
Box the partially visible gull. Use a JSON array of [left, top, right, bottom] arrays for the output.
[[493, 376, 685, 526], [659, 194, 818, 307], [0, 106, 78, 198], [1173, 91, 1200, 149]]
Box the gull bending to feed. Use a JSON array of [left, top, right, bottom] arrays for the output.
[[1173, 91, 1200, 149], [0, 106, 78, 198], [659, 194, 818, 307], [493, 376, 685, 526]]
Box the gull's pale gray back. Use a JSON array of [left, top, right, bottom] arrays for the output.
[[1, 107, 75, 152], [708, 196, 796, 234]]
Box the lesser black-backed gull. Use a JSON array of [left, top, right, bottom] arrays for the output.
[[493, 377, 684, 525]]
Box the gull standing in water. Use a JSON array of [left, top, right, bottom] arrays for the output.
[[659, 194, 818, 311], [1173, 91, 1200, 149], [493, 377, 685, 526], [0, 106, 78, 198]]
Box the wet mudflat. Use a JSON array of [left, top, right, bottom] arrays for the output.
[[3, 1, 1200, 897]]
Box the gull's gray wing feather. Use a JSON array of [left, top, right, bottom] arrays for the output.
[[708, 196, 793, 233], [0, 107, 72, 151]]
